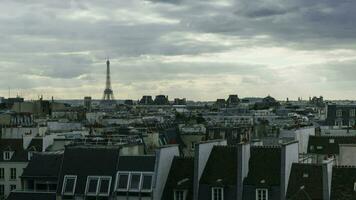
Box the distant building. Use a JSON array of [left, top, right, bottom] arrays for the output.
[[139, 96, 154, 105], [227, 94, 240, 106], [83, 97, 92, 111], [154, 95, 169, 105], [174, 98, 187, 105], [325, 103, 356, 127]]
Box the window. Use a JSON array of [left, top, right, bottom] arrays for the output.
[[116, 172, 154, 192], [336, 110, 343, 117], [85, 176, 112, 196], [141, 174, 153, 192], [129, 173, 141, 191], [350, 120, 355, 127], [62, 175, 77, 195], [10, 168, 16, 180], [99, 177, 111, 196], [354, 182, 356, 192], [10, 185, 16, 191], [174, 190, 186, 200], [303, 173, 309, 178], [0, 184, 4, 198], [316, 146, 323, 150], [335, 120, 343, 127], [329, 139, 335, 144], [0, 168, 4, 180], [86, 177, 99, 196], [212, 187, 224, 200], [256, 189, 268, 200], [116, 173, 129, 191], [3, 151, 13, 161], [350, 109, 355, 117]]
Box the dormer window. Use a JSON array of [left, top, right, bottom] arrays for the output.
[[62, 175, 77, 196], [116, 172, 153, 193], [85, 176, 112, 196], [3, 151, 14, 161]]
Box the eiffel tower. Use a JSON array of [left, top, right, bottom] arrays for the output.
[[101, 59, 116, 105]]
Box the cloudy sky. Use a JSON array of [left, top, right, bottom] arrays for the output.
[[0, 0, 355, 101]]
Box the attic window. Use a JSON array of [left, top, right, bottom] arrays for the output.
[[303, 173, 309, 178], [62, 175, 77, 196], [85, 176, 112, 196], [329, 139, 335, 144], [116, 172, 153, 192], [317, 146, 323, 150], [3, 151, 13, 161]]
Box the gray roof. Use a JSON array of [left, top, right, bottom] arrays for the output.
[[117, 155, 156, 172]]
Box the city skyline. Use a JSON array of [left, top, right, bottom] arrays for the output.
[[1, 0, 356, 101]]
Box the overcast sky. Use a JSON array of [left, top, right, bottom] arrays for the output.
[[0, 0, 355, 101]]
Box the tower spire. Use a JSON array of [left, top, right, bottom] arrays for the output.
[[102, 59, 115, 104]]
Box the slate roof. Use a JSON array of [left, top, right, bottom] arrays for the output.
[[162, 157, 194, 200], [244, 146, 281, 186], [308, 136, 356, 155], [330, 166, 356, 200], [200, 145, 238, 186], [57, 146, 120, 195], [286, 163, 323, 200], [117, 155, 156, 172], [0, 138, 28, 162], [6, 191, 56, 200], [22, 153, 63, 179]]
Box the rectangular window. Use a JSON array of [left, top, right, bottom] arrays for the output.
[[354, 182, 356, 192], [129, 173, 141, 191], [0, 168, 4, 180], [10, 185, 16, 191], [174, 190, 186, 200], [10, 168, 16, 180], [117, 173, 129, 191], [350, 109, 355, 117], [0, 184, 4, 197], [86, 177, 99, 196], [4, 152, 12, 161], [62, 175, 77, 195], [141, 174, 153, 192], [256, 189, 268, 200], [212, 187, 224, 200], [85, 176, 112, 196], [98, 177, 111, 196]]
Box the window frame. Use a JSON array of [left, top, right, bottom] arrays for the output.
[[116, 171, 130, 192], [3, 151, 13, 161], [115, 171, 154, 193], [350, 109, 355, 117], [128, 172, 142, 192], [211, 187, 224, 200], [85, 176, 112, 197], [10, 184, 16, 191], [10, 168, 17, 180], [256, 188, 268, 200], [141, 173, 154, 192], [62, 175, 77, 196]]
